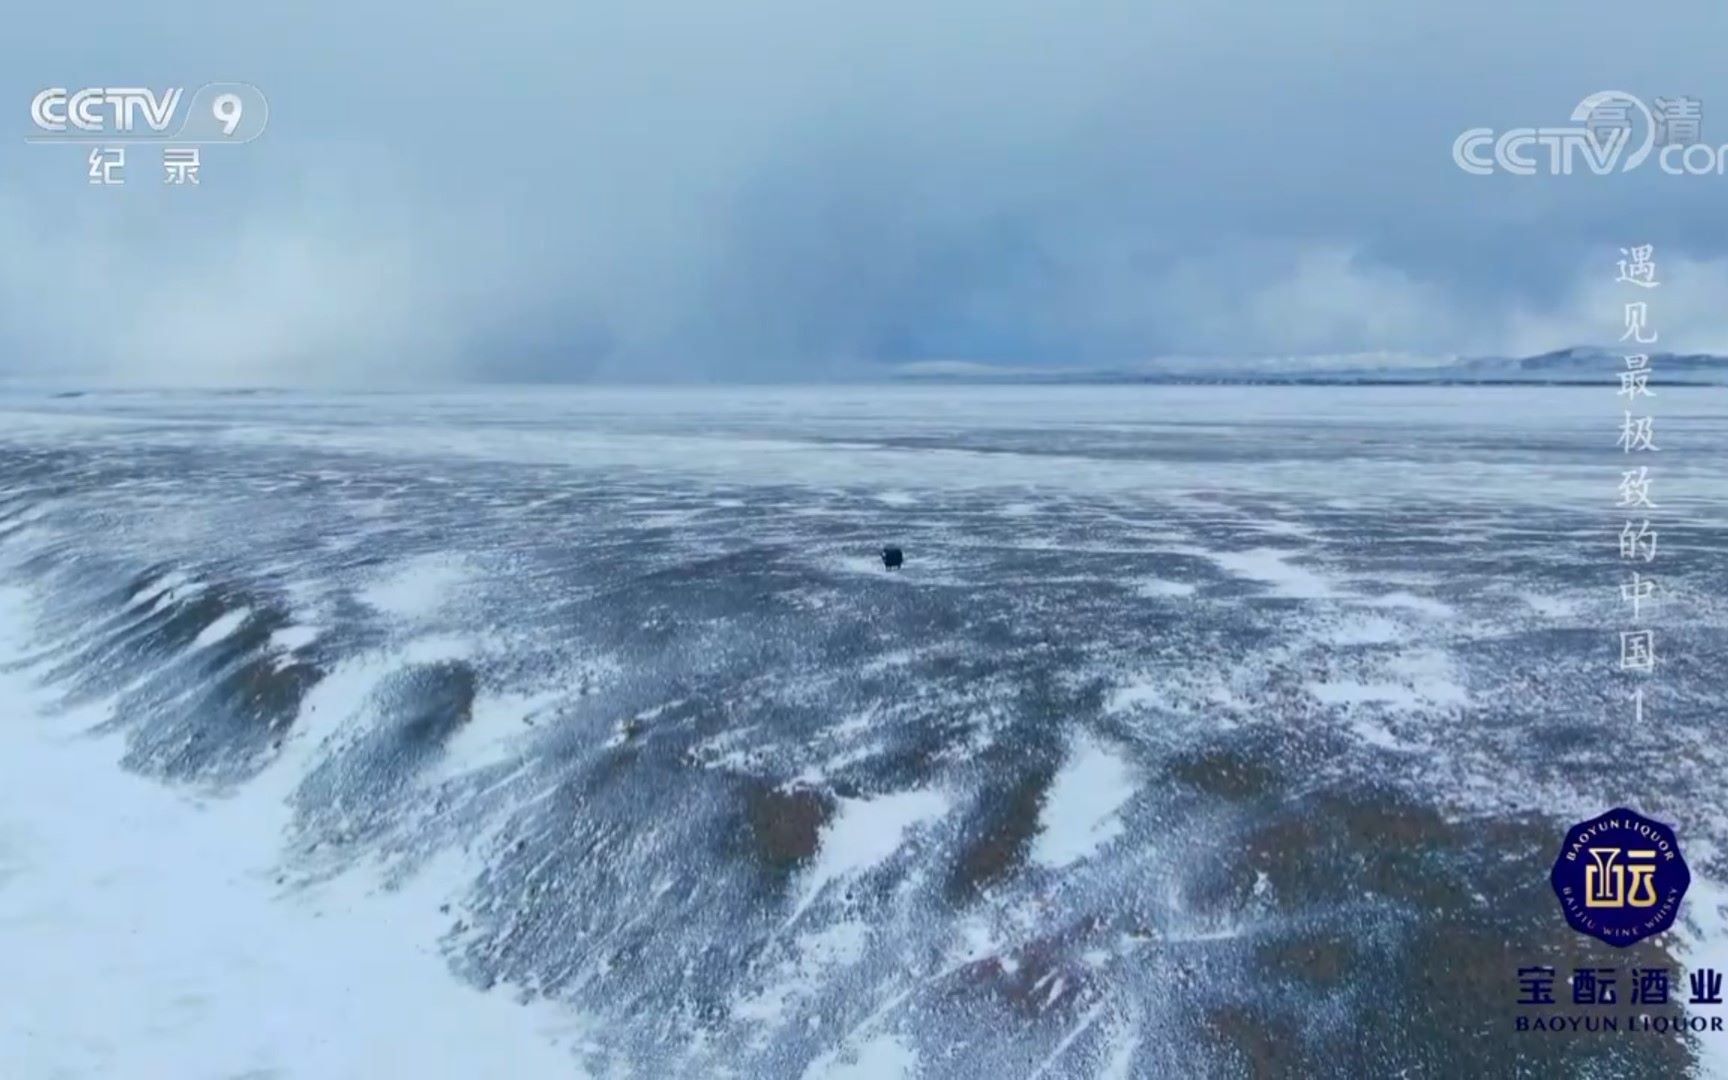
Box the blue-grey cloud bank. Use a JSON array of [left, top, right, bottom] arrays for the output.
[[4, 0, 1728, 383]]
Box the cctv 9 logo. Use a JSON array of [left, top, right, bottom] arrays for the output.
[[28, 83, 269, 143]]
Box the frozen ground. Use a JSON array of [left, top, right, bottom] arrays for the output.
[[0, 384, 1724, 1078]]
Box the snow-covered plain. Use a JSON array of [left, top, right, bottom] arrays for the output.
[[0, 586, 586, 1079], [0, 384, 1725, 1078]]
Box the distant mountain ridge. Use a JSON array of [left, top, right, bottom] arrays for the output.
[[890, 347, 1728, 385]]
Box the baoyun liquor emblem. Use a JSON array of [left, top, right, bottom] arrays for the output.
[[1550, 807, 1690, 948]]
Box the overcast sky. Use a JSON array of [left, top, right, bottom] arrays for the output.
[[5, 1, 1728, 383]]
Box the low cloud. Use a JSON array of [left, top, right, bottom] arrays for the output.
[[3, 0, 1726, 383]]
